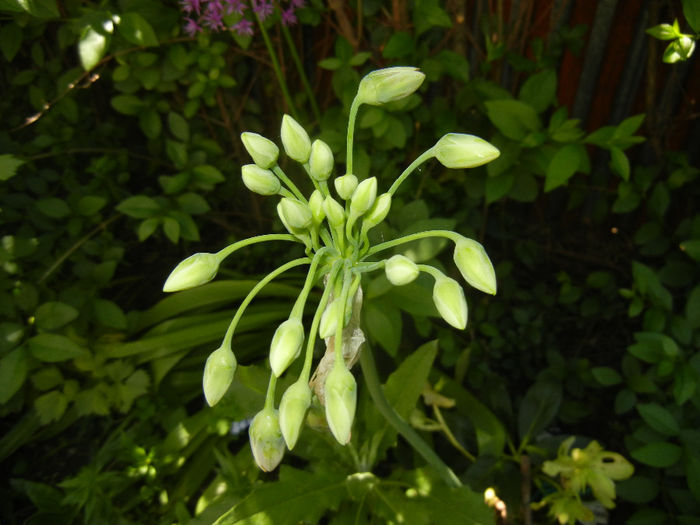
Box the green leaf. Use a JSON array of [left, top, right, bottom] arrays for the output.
[[318, 57, 342, 70], [382, 32, 415, 58], [0, 23, 21, 62], [116, 369, 150, 412], [0, 154, 25, 181], [116, 195, 160, 218], [591, 366, 622, 386], [646, 23, 679, 40], [35, 197, 70, 218], [168, 112, 189, 141], [518, 379, 562, 441], [76, 195, 107, 215], [486, 171, 515, 203], [617, 476, 659, 504], [111, 94, 144, 115], [176, 193, 210, 215], [610, 146, 630, 180], [686, 452, 700, 502], [94, 299, 128, 329], [686, 285, 700, 329], [673, 364, 697, 405], [615, 114, 646, 137], [137, 217, 160, 241], [78, 17, 112, 71], [384, 340, 437, 420], [34, 390, 68, 424], [117, 12, 158, 47], [30, 367, 63, 391], [484, 99, 541, 141], [162, 216, 180, 243], [0, 347, 28, 403], [13, 0, 58, 18], [630, 441, 682, 468], [545, 144, 580, 191], [518, 69, 557, 113], [680, 240, 700, 261], [35, 301, 79, 330], [637, 403, 680, 436], [27, 334, 88, 362], [166, 139, 188, 168], [192, 164, 225, 185], [684, 0, 700, 32], [363, 299, 402, 357], [139, 110, 161, 139]]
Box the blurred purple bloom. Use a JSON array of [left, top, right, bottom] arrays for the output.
[[252, 0, 274, 20], [180, 0, 202, 15], [232, 19, 254, 36], [281, 7, 297, 26], [183, 17, 202, 36], [224, 0, 247, 15], [203, 1, 225, 30], [290, 0, 305, 8]]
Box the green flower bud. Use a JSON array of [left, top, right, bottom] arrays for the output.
[[242, 164, 281, 196], [434, 133, 500, 169], [323, 196, 345, 228], [281, 114, 311, 163], [361, 193, 392, 231], [309, 139, 334, 181], [334, 174, 358, 201], [163, 252, 220, 292], [202, 345, 236, 406], [433, 275, 468, 330], [385, 255, 419, 286], [240, 132, 279, 169], [324, 363, 357, 445], [277, 198, 312, 231], [319, 298, 341, 339], [356, 67, 426, 106], [278, 379, 312, 449], [349, 177, 377, 216], [269, 319, 305, 377], [249, 407, 285, 471], [309, 190, 325, 224], [453, 237, 497, 295]]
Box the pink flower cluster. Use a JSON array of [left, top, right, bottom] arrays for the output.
[[180, 0, 305, 37]]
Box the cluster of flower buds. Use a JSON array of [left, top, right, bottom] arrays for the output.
[[163, 66, 501, 471]]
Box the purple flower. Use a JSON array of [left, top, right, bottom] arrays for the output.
[[232, 19, 254, 36], [252, 0, 274, 21], [179, 0, 202, 15], [183, 17, 202, 36], [202, 1, 225, 30], [290, 0, 305, 8], [224, 0, 247, 15], [281, 6, 297, 26]]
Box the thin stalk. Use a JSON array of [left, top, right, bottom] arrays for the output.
[[290, 247, 331, 318], [346, 96, 361, 174], [255, 13, 297, 119], [273, 166, 307, 203], [280, 23, 322, 124], [264, 374, 278, 409], [366, 230, 460, 257], [387, 147, 435, 195], [334, 264, 353, 362], [216, 233, 299, 260]]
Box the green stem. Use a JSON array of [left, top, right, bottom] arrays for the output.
[[416, 263, 444, 282], [255, 13, 297, 118], [291, 247, 331, 318], [387, 147, 435, 196], [334, 264, 353, 362], [280, 23, 322, 125], [273, 166, 307, 203], [216, 233, 300, 260], [365, 230, 460, 258], [359, 344, 462, 488], [264, 374, 278, 409], [346, 96, 361, 175]]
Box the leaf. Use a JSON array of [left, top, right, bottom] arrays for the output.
[[610, 146, 630, 180], [0, 347, 28, 403], [78, 17, 112, 71], [94, 299, 128, 329], [545, 144, 580, 191], [591, 366, 622, 386], [116, 369, 150, 412], [686, 285, 700, 329], [34, 301, 79, 330], [684, 0, 700, 32], [413, 0, 452, 35], [363, 299, 402, 357], [630, 441, 682, 468], [111, 94, 144, 115], [617, 476, 659, 504], [176, 193, 210, 215], [168, 112, 189, 142], [0, 154, 24, 181], [139, 110, 161, 139], [34, 390, 68, 424], [484, 99, 541, 140], [13, 0, 58, 18], [76, 195, 107, 215], [27, 333, 89, 362], [417, 483, 495, 525], [165, 139, 188, 168], [637, 403, 680, 436], [646, 23, 679, 40], [518, 379, 562, 441], [680, 240, 700, 261], [35, 197, 71, 218], [686, 452, 700, 502], [518, 69, 557, 113], [116, 195, 160, 218], [117, 12, 158, 47], [486, 171, 515, 203]]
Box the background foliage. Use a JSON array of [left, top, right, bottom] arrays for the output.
[[1, 0, 699, 523]]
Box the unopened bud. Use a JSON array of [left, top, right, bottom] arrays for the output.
[[277, 198, 312, 231], [269, 318, 305, 377], [350, 177, 377, 216], [453, 238, 497, 295], [324, 362, 357, 445], [319, 298, 341, 338], [385, 255, 419, 286], [356, 67, 425, 106], [309, 139, 334, 181], [281, 114, 311, 163], [279, 379, 312, 449], [334, 174, 358, 201], [163, 252, 220, 292], [249, 407, 285, 471], [361, 193, 392, 231], [309, 190, 325, 224], [241, 132, 279, 169], [433, 275, 468, 330], [323, 196, 345, 228], [202, 345, 236, 406], [242, 164, 281, 196], [434, 133, 500, 169]]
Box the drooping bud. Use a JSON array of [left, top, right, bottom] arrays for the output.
[[278, 379, 312, 449], [349, 177, 377, 216], [309, 139, 334, 181], [356, 67, 426, 106], [319, 298, 341, 339], [323, 196, 345, 228], [281, 114, 311, 163], [334, 174, 358, 201], [434, 133, 500, 169], [249, 407, 285, 471], [269, 318, 305, 377], [163, 252, 220, 292], [324, 362, 357, 445], [309, 190, 325, 224], [385, 255, 419, 286], [453, 237, 497, 295], [202, 345, 236, 406], [432, 275, 468, 330], [240, 132, 279, 169], [277, 198, 312, 231], [361, 193, 392, 231], [241, 164, 281, 196]]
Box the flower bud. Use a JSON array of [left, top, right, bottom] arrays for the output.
[[434, 133, 500, 169], [241, 164, 281, 196], [281, 114, 311, 163], [334, 174, 358, 201], [241, 132, 279, 169], [361, 193, 392, 231], [269, 318, 305, 377], [202, 345, 236, 406], [309, 190, 325, 224], [349, 177, 377, 216], [453, 238, 497, 295], [309, 139, 334, 181], [385, 255, 419, 286], [323, 196, 345, 228], [163, 252, 220, 292], [319, 298, 341, 338], [324, 363, 357, 445], [249, 407, 285, 471], [277, 198, 312, 231], [356, 67, 425, 106], [433, 275, 468, 330], [278, 379, 312, 449]]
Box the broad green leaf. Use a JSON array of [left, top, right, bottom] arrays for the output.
[[385, 340, 438, 419], [176, 193, 210, 215], [545, 144, 580, 191], [686, 285, 700, 329], [162, 216, 180, 243], [192, 164, 225, 185], [630, 441, 682, 468], [615, 114, 646, 137], [610, 146, 630, 180], [78, 17, 112, 71], [673, 364, 697, 405], [111, 94, 144, 115], [617, 475, 659, 504], [637, 403, 680, 436], [646, 23, 678, 40], [168, 111, 189, 141], [34, 390, 68, 424], [117, 12, 158, 46], [27, 333, 88, 362], [30, 366, 63, 391], [681, 239, 700, 261], [34, 301, 79, 330], [116, 369, 150, 412], [0, 154, 24, 180], [363, 299, 401, 357], [518, 69, 557, 112], [484, 99, 541, 140], [591, 366, 622, 386], [165, 139, 188, 168], [684, 0, 700, 32], [35, 197, 70, 218], [383, 31, 415, 58], [116, 195, 160, 218], [13, 0, 58, 18], [0, 347, 28, 403], [94, 298, 128, 329], [686, 452, 700, 502], [76, 195, 107, 215], [518, 379, 562, 441], [139, 110, 161, 139], [486, 171, 515, 203], [413, 0, 452, 35]]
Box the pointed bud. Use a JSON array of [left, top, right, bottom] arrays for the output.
[[334, 174, 358, 201], [323, 196, 345, 228], [453, 238, 497, 295], [309, 139, 334, 181], [277, 198, 312, 231], [242, 164, 281, 196], [202, 345, 236, 406], [309, 190, 325, 224], [281, 114, 311, 163], [350, 177, 377, 216], [356, 67, 425, 106], [319, 298, 341, 338], [361, 193, 392, 231], [241, 132, 279, 169], [324, 362, 357, 445], [434, 133, 500, 169], [279, 379, 312, 449], [433, 275, 468, 330], [163, 252, 220, 292], [269, 319, 305, 377], [385, 255, 419, 286], [249, 407, 285, 471]]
